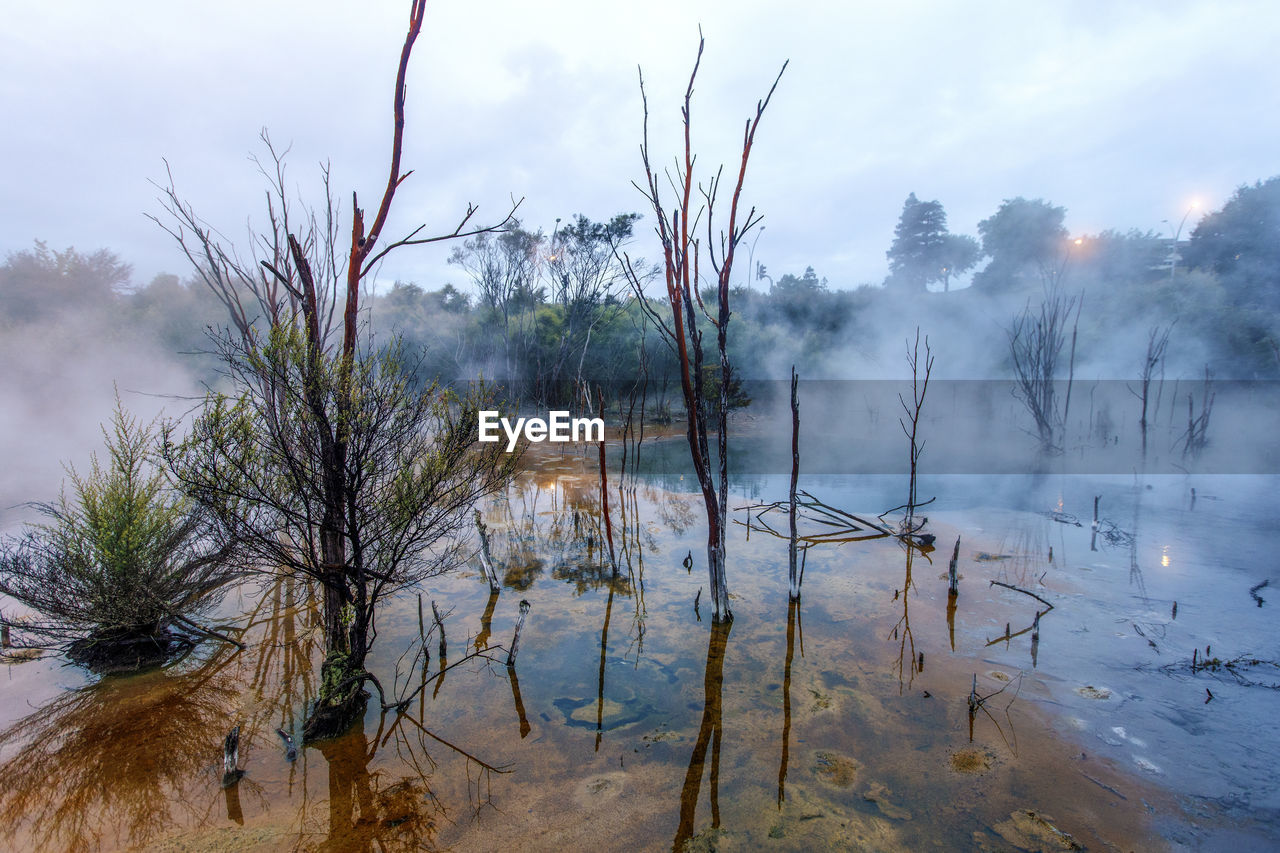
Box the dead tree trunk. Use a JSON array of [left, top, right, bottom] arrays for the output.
[[221, 725, 242, 788], [621, 34, 786, 622], [788, 366, 801, 600], [1091, 495, 1100, 551], [948, 535, 960, 597], [475, 509, 500, 593], [597, 388, 617, 573], [1135, 325, 1172, 459], [507, 599, 531, 666], [899, 329, 934, 532], [1182, 367, 1215, 459]]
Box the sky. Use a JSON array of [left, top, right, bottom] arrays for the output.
[[2, 0, 1277, 294]]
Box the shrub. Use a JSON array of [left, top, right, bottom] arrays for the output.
[[0, 400, 238, 672]]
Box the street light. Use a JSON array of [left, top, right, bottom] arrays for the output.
[[1162, 201, 1198, 283], [1050, 235, 1084, 286], [747, 226, 765, 291]]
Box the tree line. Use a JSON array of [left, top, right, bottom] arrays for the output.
[[6, 174, 1278, 389]]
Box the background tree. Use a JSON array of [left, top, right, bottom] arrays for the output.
[[886, 193, 948, 292], [975, 197, 1068, 291], [449, 225, 544, 386], [886, 194, 980, 292], [1185, 176, 1280, 311], [543, 213, 639, 400], [769, 266, 827, 324], [1072, 229, 1166, 285], [939, 233, 981, 292], [0, 241, 128, 325]]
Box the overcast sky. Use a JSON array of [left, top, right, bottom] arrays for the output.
[[3, 1, 1276, 293]]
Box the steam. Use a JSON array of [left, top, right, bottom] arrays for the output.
[[0, 299, 204, 532]]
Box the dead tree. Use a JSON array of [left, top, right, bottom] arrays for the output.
[[788, 366, 801, 600], [1181, 366, 1215, 459], [155, 1, 520, 741], [621, 32, 786, 621], [597, 387, 617, 573], [221, 726, 242, 788], [507, 600, 531, 666], [948, 535, 960, 597], [474, 510, 501, 593], [1007, 286, 1082, 452], [1132, 324, 1172, 458], [899, 329, 934, 531]]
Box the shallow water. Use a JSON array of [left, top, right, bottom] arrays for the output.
[[2, 441, 1278, 850]]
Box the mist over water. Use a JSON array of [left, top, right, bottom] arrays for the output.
[[725, 379, 1280, 475], [0, 312, 205, 529]]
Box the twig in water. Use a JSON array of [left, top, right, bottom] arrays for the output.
[[989, 580, 1055, 612], [948, 535, 960, 596], [506, 600, 530, 666], [276, 727, 297, 762], [221, 725, 243, 788]]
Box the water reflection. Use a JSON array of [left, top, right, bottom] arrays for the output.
[[776, 596, 802, 808], [0, 573, 521, 852], [306, 720, 440, 851], [1129, 480, 1148, 600], [0, 577, 317, 851], [3, 460, 1263, 848], [891, 541, 932, 692], [508, 662, 533, 738], [486, 474, 642, 597], [0, 647, 250, 851], [673, 619, 732, 851], [595, 584, 615, 752], [945, 586, 957, 652]]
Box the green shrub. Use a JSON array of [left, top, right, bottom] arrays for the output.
[[0, 399, 238, 671]]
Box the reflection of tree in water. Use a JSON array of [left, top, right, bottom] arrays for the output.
[[0, 645, 248, 852], [302, 719, 437, 852], [0, 577, 319, 851], [673, 619, 732, 851], [777, 596, 802, 807], [890, 541, 930, 692], [250, 575, 320, 741], [1129, 483, 1148, 600], [0, 576, 511, 852], [654, 487, 696, 535], [487, 477, 590, 591], [486, 475, 647, 596], [487, 481, 549, 590], [289, 645, 513, 851]]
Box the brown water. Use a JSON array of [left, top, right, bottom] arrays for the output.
[[2, 441, 1274, 851]]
